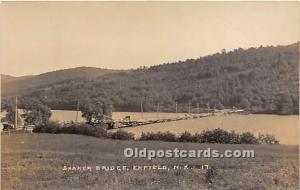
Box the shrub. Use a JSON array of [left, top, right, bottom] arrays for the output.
[[34, 122, 108, 138], [258, 134, 279, 144], [192, 132, 203, 143], [139, 131, 177, 142], [110, 130, 135, 140], [192, 129, 260, 144], [227, 131, 241, 144], [62, 123, 107, 137], [33, 122, 278, 145], [178, 131, 195, 142], [160, 132, 177, 142], [200, 128, 231, 143], [140, 132, 160, 141], [138, 129, 277, 144], [33, 121, 61, 133], [197, 128, 241, 144], [240, 132, 258, 144]]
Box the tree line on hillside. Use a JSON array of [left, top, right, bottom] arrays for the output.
[[3, 43, 299, 115]]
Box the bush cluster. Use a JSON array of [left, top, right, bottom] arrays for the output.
[[140, 131, 177, 142], [258, 134, 279, 144], [33, 122, 279, 144], [139, 128, 279, 144], [33, 121, 108, 138], [109, 130, 135, 140], [34, 121, 135, 140]]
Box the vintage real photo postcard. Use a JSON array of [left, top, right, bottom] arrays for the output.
[[0, 1, 299, 190]]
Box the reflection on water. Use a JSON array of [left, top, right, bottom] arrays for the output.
[[50, 110, 298, 145]]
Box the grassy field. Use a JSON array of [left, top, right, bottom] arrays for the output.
[[1, 133, 299, 190]]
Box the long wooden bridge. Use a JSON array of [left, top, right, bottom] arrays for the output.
[[110, 109, 245, 129]]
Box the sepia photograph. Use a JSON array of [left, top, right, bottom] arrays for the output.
[[0, 1, 299, 190]]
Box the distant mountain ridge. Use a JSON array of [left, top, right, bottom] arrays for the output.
[[2, 43, 299, 114], [1, 67, 119, 98], [1, 74, 34, 84]]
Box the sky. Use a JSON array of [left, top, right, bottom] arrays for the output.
[[1, 1, 299, 76]]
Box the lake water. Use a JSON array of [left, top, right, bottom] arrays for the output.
[[50, 110, 187, 122], [49, 110, 299, 145], [2, 110, 297, 145]]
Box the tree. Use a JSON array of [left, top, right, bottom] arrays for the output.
[[2, 101, 22, 126], [80, 98, 112, 125], [240, 98, 251, 111], [264, 99, 277, 113], [277, 93, 293, 115], [23, 100, 52, 125]]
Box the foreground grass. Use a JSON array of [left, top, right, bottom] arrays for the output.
[[1, 133, 299, 190]]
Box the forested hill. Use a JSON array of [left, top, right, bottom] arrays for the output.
[[4, 43, 299, 114], [1, 67, 118, 98]]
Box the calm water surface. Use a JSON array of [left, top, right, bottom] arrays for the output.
[[50, 110, 298, 145], [1, 110, 297, 144]]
